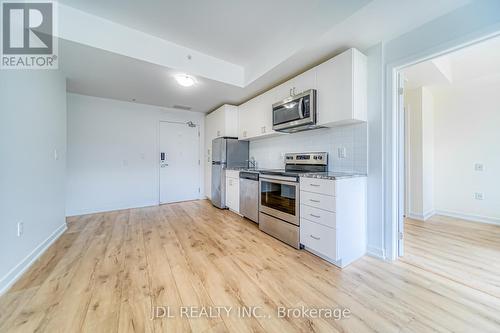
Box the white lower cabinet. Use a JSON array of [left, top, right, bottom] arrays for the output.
[[225, 171, 240, 213], [299, 176, 367, 268], [300, 219, 337, 261]]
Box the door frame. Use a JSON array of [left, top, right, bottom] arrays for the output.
[[387, 30, 500, 260], [158, 120, 201, 205]]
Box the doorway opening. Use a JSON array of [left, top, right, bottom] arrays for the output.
[[394, 35, 500, 297], [159, 120, 201, 204]]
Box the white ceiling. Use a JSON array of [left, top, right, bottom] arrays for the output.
[[61, 40, 249, 113], [403, 34, 500, 90], [56, 0, 369, 67], [402, 61, 451, 90], [58, 0, 472, 113]]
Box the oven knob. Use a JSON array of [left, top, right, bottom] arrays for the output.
[[313, 156, 318, 160], [318, 156, 323, 160]]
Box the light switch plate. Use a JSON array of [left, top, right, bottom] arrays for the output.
[[474, 163, 484, 172]]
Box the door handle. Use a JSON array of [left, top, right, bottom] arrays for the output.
[[309, 183, 320, 187], [309, 199, 320, 203], [310, 235, 320, 240], [298, 98, 304, 119], [309, 214, 320, 218]]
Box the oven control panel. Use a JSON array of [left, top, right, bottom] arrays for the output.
[[285, 152, 327, 165]]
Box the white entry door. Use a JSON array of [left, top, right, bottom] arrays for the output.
[[159, 121, 200, 204]]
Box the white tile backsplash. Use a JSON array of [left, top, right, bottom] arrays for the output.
[[249, 123, 367, 173]]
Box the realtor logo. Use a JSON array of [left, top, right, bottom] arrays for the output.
[[1, 1, 58, 69]]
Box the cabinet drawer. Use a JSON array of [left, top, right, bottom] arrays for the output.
[[300, 219, 337, 260], [300, 204, 336, 229], [300, 178, 335, 196], [226, 170, 240, 179], [300, 191, 335, 212]]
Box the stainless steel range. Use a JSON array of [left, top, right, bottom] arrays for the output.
[[258, 152, 328, 249]]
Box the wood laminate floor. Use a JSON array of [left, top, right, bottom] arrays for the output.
[[1, 200, 499, 332]]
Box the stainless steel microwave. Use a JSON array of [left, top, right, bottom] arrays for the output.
[[272, 89, 317, 133]]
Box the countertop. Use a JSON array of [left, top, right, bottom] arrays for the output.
[[299, 172, 367, 180], [226, 168, 366, 180]]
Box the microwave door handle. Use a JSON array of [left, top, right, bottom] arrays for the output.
[[298, 97, 304, 119]]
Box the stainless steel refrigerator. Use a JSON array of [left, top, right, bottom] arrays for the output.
[[211, 137, 249, 208]]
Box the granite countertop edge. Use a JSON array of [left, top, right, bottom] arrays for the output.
[[225, 168, 367, 180], [299, 172, 367, 180]]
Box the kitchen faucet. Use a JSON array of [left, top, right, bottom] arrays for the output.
[[247, 157, 257, 169]]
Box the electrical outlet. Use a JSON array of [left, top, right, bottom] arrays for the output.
[[17, 222, 23, 237], [474, 163, 484, 172], [337, 147, 346, 159], [474, 192, 484, 200]]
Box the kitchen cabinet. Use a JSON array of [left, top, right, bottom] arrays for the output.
[[236, 48, 367, 140], [204, 104, 238, 198], [316, 48, 367, 126], [225, 170, 240, 213], [206, 104, 238, 139], [238, 89, 281, 140], [273, 68, 317, 102], [299, 176, 367, 268]]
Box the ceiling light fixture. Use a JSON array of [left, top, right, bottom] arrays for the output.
[[175, 74, 196, 87]]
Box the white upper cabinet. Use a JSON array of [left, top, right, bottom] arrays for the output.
[[290, 67, 317, 97], [272, 68, 317, 102], [237, 98, 255, 140], [316, 48, 367, 126], [238, 89, 279, 140], [206, 104, 238, 139], [236, 48, 367, 140]]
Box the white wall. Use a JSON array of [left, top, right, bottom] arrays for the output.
[[422, 88, 435, 216], [0, 70, 67, 293], [405, 87, 434, 220], [365, 43, 385, 258], [433, 78, 500, 223], [382, 0, 500, 259], [249, 123, 367, 173], [66, 94, 205, 216]]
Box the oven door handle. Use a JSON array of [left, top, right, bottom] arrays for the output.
[[298, 97, 304, 119], [260, 175, 298, 184]]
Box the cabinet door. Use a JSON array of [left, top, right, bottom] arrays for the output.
[[273, 80, 294, 102], [316, 49, 353, 126], [292, 68, 317, 96], [238, 100, 252, 139], [224, 105, 239, 138], [231, 178, 239, 213], [255, 90, 274, 136], [225, 177, 239, 212], [213, 106, 225, 137], [226, 177, 233, 209]]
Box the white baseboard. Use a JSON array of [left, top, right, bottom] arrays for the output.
[[367, 246, 386, 260], [0, 223, 67, 295], [407, 210, 435, 221], [66, 201, 158, 217], [435, 209, 500, 226]]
